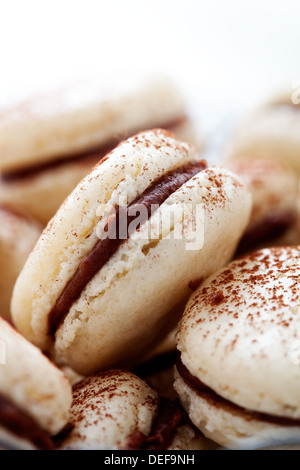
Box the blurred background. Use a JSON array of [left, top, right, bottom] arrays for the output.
[[0, 0, 299, 142]]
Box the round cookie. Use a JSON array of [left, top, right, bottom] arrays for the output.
[[174, 246, 300, 448], [225, 158, 299, 254], [11, 129, 251, 375], [0, 317, 72, 449], [59, 369, 209, 450], [0, 76, 198, 225], [224, 90, 300, 175], [0, 206, 41, 320]]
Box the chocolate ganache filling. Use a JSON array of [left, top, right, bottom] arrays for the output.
[[1, 140, 113, 182], [0, 392, 55, 450], [176, 356, 300, 427], [1, 117, 188, 182], [48, 159, 206, 335], [236, 210, 296, 255], [125, 397, 185, 450]]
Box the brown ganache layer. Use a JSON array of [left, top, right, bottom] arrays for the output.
[[1, 117, 188, 182], [176, 356, 300, 427], [236, 210, 296, 255], [52, 422, 75, 448], [1, 140, 113, 183], [0, 392, 55, 450], [125, 397, 184, 450], [48, 159, 206, 335]]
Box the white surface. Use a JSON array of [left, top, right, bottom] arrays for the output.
[[0, 0, 299, 141]]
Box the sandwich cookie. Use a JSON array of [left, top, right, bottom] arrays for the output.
[[224, 90, 300, 175], [12, 129, 251, 375], [225, 158, 299, 254], [58, 369, 209, 450], [174, 246, 300, 448], [0, 317, 72, 450], [0, 76, 197, 225], [0, 206, 41, 321]]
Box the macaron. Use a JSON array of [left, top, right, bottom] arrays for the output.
[[0, 76, 198, 225], [58, 369, 209, 450], [0, 205, 41, 320], [225, 158, 299, 254], [0, 317, 72, 450], [11, 129, 251, 375], [174, 246, 300, 448], [224, 90, 300, 175]]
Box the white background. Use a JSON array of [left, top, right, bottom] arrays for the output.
[[0, 0, 299, 140]]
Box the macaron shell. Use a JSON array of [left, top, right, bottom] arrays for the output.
[[59, 370, 158, 450], [167, 423, 211, 450], [0, 156, 98, 225], [173, 368, 292, 448], [177, 246, 300, 419], [225, 104, 300, 175], [0, 77, 185, 172], [226, 158, 299, 233], [53, 166, 251, 374], [11, 130, 197, 349], [0, 207, 41, 320], [0, 114, 199, 228], [59, 369, 209, 450], [170, 117, 203, 153], [0, 317, 72, 435]]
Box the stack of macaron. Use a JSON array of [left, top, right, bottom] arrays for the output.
[[0, 75, 200, 333], [1, 76, 300, 450], [0, 95, 252, 448], [11, 128, 251, 376]]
